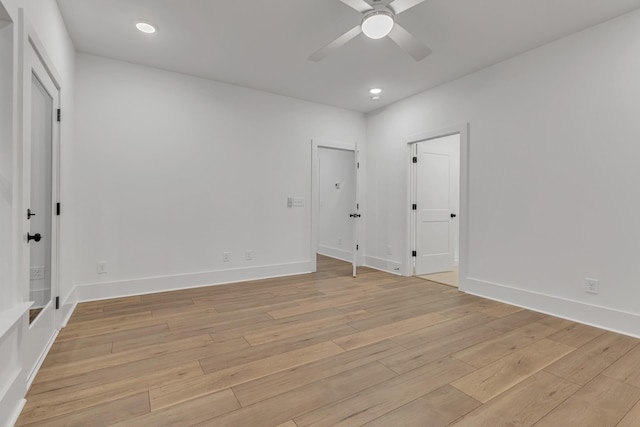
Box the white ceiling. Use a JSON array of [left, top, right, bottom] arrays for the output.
[[56, 0, 640, 113]]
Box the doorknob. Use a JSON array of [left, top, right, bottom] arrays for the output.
[[27, 233, 41, 243], [349, 213, 361, 218], [451, 213, 457, 218]]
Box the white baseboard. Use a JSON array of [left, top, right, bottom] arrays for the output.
[[463, 276, 640, 339], [73, 261, 314, 303], [318, 246, 353, 263], [1, 396, 25, 427], [364, 255, 403, 276]]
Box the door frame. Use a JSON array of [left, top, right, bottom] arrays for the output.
[[311, 139, 360, 275], [20, 13, 63, 386], [405, 124, 469, 289]]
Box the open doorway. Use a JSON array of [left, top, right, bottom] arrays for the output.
[[311, 139, 360, 277], [408, 124, 468, 288]]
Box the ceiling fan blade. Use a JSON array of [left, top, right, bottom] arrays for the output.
[[339, 0, 373, 13], [309, 25, 362, 62], [388, 24, 432, 61], [388, 0, 425, 14]]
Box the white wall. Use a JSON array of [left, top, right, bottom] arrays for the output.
[[318, 147, 355, 261], [73, 53, 366, 299], [366, 9, 640, 337]]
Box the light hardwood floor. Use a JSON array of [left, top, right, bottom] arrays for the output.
[[17, 256, 640, 426]]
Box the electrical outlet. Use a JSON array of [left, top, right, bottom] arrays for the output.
[[585, 278, 599, 294], [223, 252, 230, 262], [30, 267, 44, 280], [245, 250, 253, 261], [97, 262, 108, 274]]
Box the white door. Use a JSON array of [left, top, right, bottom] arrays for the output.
[[415, 139, 456, 275], [317, 146, 359, 277], [23, 39, 60, 381]]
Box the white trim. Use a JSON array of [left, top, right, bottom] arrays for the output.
[[1, 397, 25, 427], [404, 123, 470, 287], [25, 329, 57, 390], [465, 277, 640, 339], [318, 245, 353, 263], [364, 255, 403, 275], [0, 302, 31, 340], [73, 261, 314, 303], [310, 138, 358, 275]]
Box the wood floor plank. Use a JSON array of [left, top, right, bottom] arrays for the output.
[[362, 385, 480, 427], [452, 321, 558, 368], [198, 362, 397, 427], [617, 400, 640, 427], [545, 331, 639, 386], [334, 312, 448, 350], [451, 338, 575, 403], [150, 341, 344, 410], [19, 362, 203, 424], [17, 392, 150, 427], [294, 357, 475, 427], [449, 371, 580, 426], [602, 343, 640, 387], [110, 388, 240, 427], [243, 310, 371, 346], [232, 340, 404, 407], [534, 375, 640, 427], [35, 334, 213, 382], [380, 325, 502, 374], [547, 321, 607, 348], [390, 312, 496, 349]]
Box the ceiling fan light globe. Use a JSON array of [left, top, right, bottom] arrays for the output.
[[361, 11, 394, 39]]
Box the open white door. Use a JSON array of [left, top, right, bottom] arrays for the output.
[[22, 35, 60, 382], [350, 145, 360, 277], [312, 139, 359, 277], [415, 141, 455, 275]]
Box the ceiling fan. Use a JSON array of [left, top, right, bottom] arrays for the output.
[[310, 0, 432, 62]]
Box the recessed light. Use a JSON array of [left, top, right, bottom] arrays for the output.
[[136, 22, 156, 34], [371, 95, 381, 101], [369, 88, 382, 95]]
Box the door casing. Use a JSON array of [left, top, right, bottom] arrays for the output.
[[20, 16, 62, 387]]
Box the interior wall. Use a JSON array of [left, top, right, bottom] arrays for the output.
[[366, 9, 640, 336], [74, 53, 366, 299], [318, 147, 355, 262]]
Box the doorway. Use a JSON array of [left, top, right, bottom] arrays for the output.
[[408, 125, 468, 288], [311, 140, 360, 277], [23, 34, 61, 382]]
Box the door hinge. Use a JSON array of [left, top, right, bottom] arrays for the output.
[[412, 250, 417, 257], [356, 244, 359, 251], [357, 203, 359, 210], [57, 109, 61, 122], [412, 204, 417, 210], [357, 162, 360, 169], [412, 156, 417, 163], [56, 202, 61, 216], [55, 296, 60, 310]]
